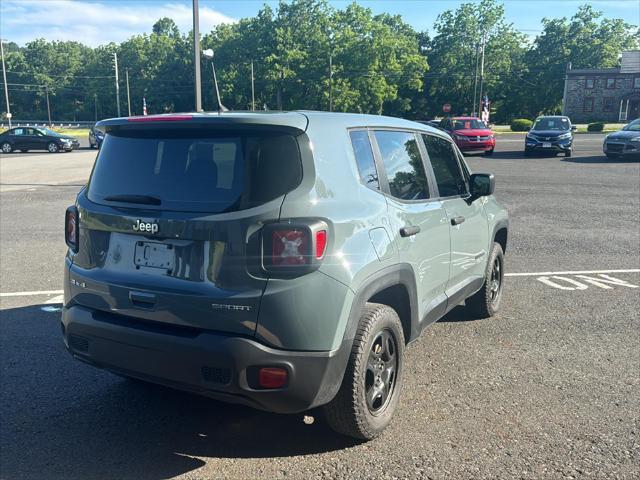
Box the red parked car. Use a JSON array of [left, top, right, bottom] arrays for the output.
[[438, 116, 496, 156]]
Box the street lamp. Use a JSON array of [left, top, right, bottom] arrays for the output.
[[1, 39, 12, 128], [202, 49, 228, 112]]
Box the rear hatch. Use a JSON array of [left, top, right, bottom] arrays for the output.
[[69, 116, 305, 337]]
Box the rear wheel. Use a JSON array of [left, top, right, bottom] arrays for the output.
[[1, 142, 12, 153], [47, 142, 59, 153], [323, 303, 404, 440], [465, 242, 504, 318]]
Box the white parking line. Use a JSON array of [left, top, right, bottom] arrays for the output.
[[0, 290, 63, 297], [506, 269, 640, 277]]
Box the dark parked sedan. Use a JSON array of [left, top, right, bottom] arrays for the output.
[[525, 116, 576, 157], [0, 127, 79, 153], [603, 118, 640, 159]]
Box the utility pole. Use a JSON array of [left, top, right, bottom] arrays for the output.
[[329, 53, 333, 112], [472, 41, 480, 116], [193, 0, 202, 111], [113, 52, 121, 117], [251, 60, 255, 111], [477, 31, 487, 119], [94, 93, 98, 122], [45, 85, 52, 127], [0, 39, 12, 128], [125, 68, 132, 116]]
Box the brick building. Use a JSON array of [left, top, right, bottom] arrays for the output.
[[562, 50, 640, 123]]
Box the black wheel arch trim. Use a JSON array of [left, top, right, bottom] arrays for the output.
[[491, 218, 509, 252], [313, 264, 419, 407]]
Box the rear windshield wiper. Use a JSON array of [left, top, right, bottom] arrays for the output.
[[103, 194, 162, 205]]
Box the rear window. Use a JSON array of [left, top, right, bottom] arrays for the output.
[[87, 128, 302, 213]]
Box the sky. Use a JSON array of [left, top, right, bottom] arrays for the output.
[[1, 0, 638, 47]]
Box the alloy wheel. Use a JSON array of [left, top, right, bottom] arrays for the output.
[[365, 328, 398, 415]]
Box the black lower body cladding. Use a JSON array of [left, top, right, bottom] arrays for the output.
[[61, 305, 347, 413]]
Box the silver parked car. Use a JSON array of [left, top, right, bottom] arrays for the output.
[[603, 118, 640, 159]]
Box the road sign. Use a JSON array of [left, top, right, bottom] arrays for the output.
[[442, 103, 451, 113]]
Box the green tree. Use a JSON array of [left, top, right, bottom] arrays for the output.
[[524, 5, 639, 116]]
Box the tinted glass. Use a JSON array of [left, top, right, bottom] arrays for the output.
[[532, 117, 570, 131], [374, 130, 429, 200], [13, 129, 24, 136], [422, 135, 467, 197], [452, 119, 487, 130], [349, 130, 379, 190], [88, 128, 302, 213]]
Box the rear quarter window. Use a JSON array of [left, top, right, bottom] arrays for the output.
[[88, 128, 302, 213]]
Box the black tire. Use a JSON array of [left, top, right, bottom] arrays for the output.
[[20, 149, 28, 153], [523, 149, 531, 157], [484, 148, 494, 156], [564, 149, 572, 158], [465, 242, 504, 318], [323, 303, 405, 440], [605, 153, 619, 159], [1, 142, 12, 153], [47, 142, 59, 153]]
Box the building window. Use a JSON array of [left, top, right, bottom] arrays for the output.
[[603, 97, 614, 112], [585, 78, 595, 89], [583, 98, 594, 112], [635, 77, 640, 89], [606, 78, 616, 89]]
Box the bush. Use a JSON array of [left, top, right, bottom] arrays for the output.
[[587, 122, 605, 132], [510, 119, 533, 132]]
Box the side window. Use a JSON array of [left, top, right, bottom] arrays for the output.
[[349, 130, 379, 190], [422, 135, 468, 197], [374, 130, 430, 201], [13, 128, 24, 136]]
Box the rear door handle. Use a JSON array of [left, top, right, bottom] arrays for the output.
[[400, 226, 421, 237], [451, 216, 465, 226], [129, 291, 156, 309]]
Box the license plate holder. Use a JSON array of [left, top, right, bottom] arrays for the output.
[[543, 142, 552, 148], [134, 241, 175, 270]]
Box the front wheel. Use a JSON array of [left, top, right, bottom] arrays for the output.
[[1, 142, 12, 153], [47, 142, 59, 153], [484, 148, 494, 156], [605, 153, 619, 159], [564, 149, 572, 157], [465, 242, 504, 318], [323, 303, 404, 440]]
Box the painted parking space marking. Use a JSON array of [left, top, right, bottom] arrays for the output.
[[505, 268, 640, 277], [507, 269, 639, 291], [0, 289, 63, 297]]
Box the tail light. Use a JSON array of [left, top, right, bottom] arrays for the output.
[[262, 221, 328, 274], [65, 206, 79, 252], [258, 367, 288, 389]]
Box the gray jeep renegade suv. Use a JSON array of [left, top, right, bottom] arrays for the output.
[[62, 111, 508, 439]]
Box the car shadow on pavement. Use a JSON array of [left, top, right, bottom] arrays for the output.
[[561, 155, 640, 164], [0, 305, 359, 480], [437, 304, 482, 323]]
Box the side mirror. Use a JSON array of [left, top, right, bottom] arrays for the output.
[[469, 173, 495, 202], [571, 125, 577, 131]]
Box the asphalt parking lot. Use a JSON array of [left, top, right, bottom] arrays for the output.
[[1, 133, 638, 479]]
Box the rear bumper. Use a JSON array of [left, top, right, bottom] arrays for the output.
[[61, 305, 347, 413]]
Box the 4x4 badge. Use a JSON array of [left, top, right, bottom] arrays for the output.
[[133, 219, 159, 234]]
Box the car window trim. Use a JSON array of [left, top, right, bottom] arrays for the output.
[[419, 132, 471, 201], [348, 127, 383, 193], [368, 128, 437, 205]]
